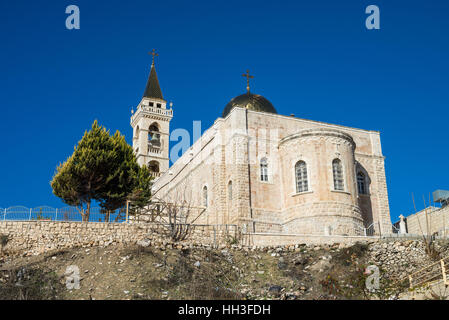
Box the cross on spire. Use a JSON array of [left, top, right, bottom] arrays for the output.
[[149, 49, 159, 66], [143, 49, 163, 99], [242, 69, 254, 94]]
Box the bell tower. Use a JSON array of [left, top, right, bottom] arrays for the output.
[[130, 50, 173, 178]]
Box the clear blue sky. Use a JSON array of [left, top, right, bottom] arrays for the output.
[[0, 0, 448, 222]]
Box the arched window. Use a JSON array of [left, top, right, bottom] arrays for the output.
[[357, 172, 367, 194], [332, 159, 344, 191], [228, 181, 232, 201], [203, 186, 208, 207], [135, 126, 140, 139], [295, 161, 308, 193], [260, 158, 268, 182]]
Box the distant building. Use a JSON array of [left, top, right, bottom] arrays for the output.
[[396, 190, 449, 236]]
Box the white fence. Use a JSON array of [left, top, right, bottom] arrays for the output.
[[0, 206, 127, 223]]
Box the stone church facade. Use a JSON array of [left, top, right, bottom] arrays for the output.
[[131, 57, 392, 237]]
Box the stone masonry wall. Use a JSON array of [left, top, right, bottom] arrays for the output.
[[7, 220, 445, 258], [0, 221, 148, 255], [0, 221, 240, 256]]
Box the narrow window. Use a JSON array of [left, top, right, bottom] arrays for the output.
[[260, 158, 268, 182], [228, 181, 232, 201], [203, 186, 208, 207], [295, 161, 308, 193], [333, 159, 344, 191], [357, 172, 367, 194]]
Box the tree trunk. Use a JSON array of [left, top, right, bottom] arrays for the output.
[[84, 201, 91, 222]]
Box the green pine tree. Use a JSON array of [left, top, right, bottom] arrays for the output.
[[51, 120, 153, 221]]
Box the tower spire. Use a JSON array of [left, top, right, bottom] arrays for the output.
[[143, 49, 163, 100], [132, 50, 173, 176]]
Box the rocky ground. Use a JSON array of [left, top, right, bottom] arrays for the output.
[[0, 238, 448, 300]]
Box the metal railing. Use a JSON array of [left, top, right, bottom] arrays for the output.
[[364, 222, 376, 236], [0, 206, 127, 223]]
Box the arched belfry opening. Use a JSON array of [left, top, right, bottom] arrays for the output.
[[148, 160, 160, 173], [148, 123, 161, 148]]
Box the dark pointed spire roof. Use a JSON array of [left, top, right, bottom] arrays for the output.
[[143, 63, 164, 100]]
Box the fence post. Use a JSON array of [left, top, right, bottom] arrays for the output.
[[55, 208, 58, 221], [126, 201, 129, 224], [441, 260, 447, 285], [364, 228, 367, 237], [3, 208, 6, 221], [29, 208, 32, 221]]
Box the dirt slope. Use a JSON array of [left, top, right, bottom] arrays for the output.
[[0, 241, 447, 300]]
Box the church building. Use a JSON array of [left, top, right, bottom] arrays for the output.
[[130, 53, 392, 236]]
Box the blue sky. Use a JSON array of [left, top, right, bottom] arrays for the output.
[[0, 0, 448, 222]]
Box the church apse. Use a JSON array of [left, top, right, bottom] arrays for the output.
[[278, 128, 365, 235]]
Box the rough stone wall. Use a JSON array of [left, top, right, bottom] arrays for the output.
[[0, 221, 148, 255], [0, 220, 382, 254], [0, 221, 239, 255], [367, 240, 449, 280], [8, 220, 447, 258]]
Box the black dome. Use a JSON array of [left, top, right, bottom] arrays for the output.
[[222, 93, 277, 118]]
